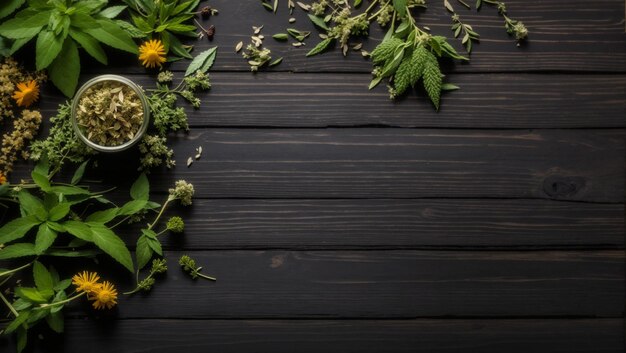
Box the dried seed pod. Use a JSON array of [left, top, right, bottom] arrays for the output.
[[206, 25, 215, 40]]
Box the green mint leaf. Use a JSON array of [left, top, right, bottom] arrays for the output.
[[0, 216, 40, 244], [130, 173, 150, 200], [118, 200, 147, 216], [135, 234, 153, 270], [48, 203, 70, 221], [84, 19, 138, 54], [48, 38, 80, 97], [98, 5, 127, 19], [4, 310, 30, 334], [69, 29, 108, 64], [0, 10, 49, 38], [89, 224, 134, 272], [392, 0, 407, 16], [71, 160, 89, 185], [18, 190, 47, 221], [31, 171, 50, 192], [15, 287, 48, 303], [62, 220, 94, 242], [35, 223, 57, 254], [33, 260, 54, 291], [0, 0, 25, 20], [85, 207, 119, 223], [45, 310, 64, 333]]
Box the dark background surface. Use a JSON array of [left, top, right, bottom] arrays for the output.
[[2, 0, 626, 352]]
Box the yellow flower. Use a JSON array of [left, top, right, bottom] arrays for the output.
[[138, 39, 167, 68], [12, 80, 40, 107], [89, 281, 118, 310], [0, 171, 6, 184], [72, 271, 101, 293]]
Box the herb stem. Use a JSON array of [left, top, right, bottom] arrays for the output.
[[0, 262, 33, 278], [149, 199, 171, 230], [0, 291, 18, 317], [197, 272, 217, 281], [39, 292, 86, 308]]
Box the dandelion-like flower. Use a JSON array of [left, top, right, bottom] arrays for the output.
[[138, 39, 167, 69], [0, 171, 6, 185], [72, 271, 101, 293], [12, 80, 39, 107], [89, 281, 118, 310]]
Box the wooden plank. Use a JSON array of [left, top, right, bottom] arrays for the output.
[[62, 250, 624, 318], [83, 128, 623, 202], [91, 0, 626, 73], [4, 319, 623, 353], [151, 199, 625, 249], [39, 73, 626, 128]]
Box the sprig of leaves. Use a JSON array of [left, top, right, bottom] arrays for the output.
[[122, 0, 201, 60], [444, 0, 479, 53], [0, 0, 140, 96]]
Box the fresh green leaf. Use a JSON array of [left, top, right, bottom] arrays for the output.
[[306, 37, 334, 57], [184, 47, 218, 76], [84, 19, 138, 54], [307, 14, 329, 30], [62, 220, 93, 242], [114, 19, 146, 38], [48, 203, 70, 221], [135, 235, 153, 270], [71, 160, 89, 185], [118, 200, 147, 216], [18, 190, 47, 221], [89, 224, 134, 272], [35, 223, 57, 254], [0, 243, 37, 260], [15, 287, 48, 303], [31, 172, 51, 192], [49, 185, 90, 196], [130, 173, 149, 200], [423, 51, 443, 109], [98, 5, 127, 19], [392, 0, 407, 16], [46, 310, 64, 333], [166, 31, 192, 59], [0, 0, 25, 20], [69, 29, 107, 64], [33, 155, 49, 176], [4, 310, 30, 334], [368, 75, 383, 90], [53, 278, 72, 292], [16, 326, 27, 353], [0, 216, 40, 244], [272, 33, 288, 41], [48, 38, 80, 97], [146, 236, 162, 256], [0, 10, 49, 38], [441, 82, 460, 91], [33, 260, 54, 291], [35, 29, 65, 69], [85, 208, 119, 223]]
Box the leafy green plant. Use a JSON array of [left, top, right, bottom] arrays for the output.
[[122, 0, 202, 60], [0, 0, 140, 97]]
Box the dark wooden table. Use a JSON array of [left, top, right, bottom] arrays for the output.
[[3, 0, 626, 352]]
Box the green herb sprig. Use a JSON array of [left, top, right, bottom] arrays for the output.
[[0, 0, 141, 96]]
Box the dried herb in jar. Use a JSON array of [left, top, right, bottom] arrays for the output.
[[76, 81, 144, 147]]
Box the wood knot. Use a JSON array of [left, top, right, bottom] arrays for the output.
[[542, 176, 586, 198]]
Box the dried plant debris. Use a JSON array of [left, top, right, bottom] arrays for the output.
[[242, 26, 283, 71], [76, 81, 144, 147]]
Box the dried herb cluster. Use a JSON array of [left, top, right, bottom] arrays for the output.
[[76, 81, 144, 147]]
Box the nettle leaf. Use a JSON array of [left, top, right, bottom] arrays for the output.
[[185, 47, 217, 76], [0, 243, 37, 260], [33, 261, 54, 291], [422, 51, 443, 110], [85, 19, 138, 54], [0, 0, 26, 20], [0, 215, 40, 244], [89, 224, 134, 272], [135, 235, 153, 270], [130, 173, 149, 200], [49, 38, 80, 97], [35, 223, 57, 254], [306, 37, 334, 57], [371, 37, 403, 64], [70, 29, 108, 65], [114, 19, 146, 38]]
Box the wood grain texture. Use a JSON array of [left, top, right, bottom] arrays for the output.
[[38, 73, 626, 128], [89, 0, 626, 74], [151, 199, 625, 249], [84, 128, 623, 202], [61, 250, 624, 318], [2, 319, 623, 353]]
